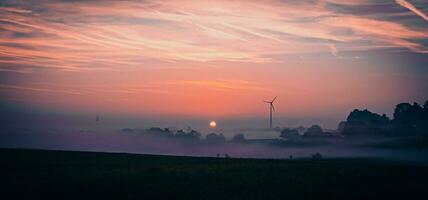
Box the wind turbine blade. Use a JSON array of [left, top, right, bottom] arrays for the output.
[[271, 104, 275, 111], [272, 96, 277, 102], [264, 101, 270, 103]]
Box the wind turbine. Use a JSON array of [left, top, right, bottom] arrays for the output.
[[264, 96, 277, 129]]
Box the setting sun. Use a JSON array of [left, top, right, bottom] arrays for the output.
[[209, 121, 217, 128]]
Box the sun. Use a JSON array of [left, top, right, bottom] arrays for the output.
[[209, 121, 217, 128]]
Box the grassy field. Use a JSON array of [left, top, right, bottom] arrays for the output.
[[1, 148, 427, 199]]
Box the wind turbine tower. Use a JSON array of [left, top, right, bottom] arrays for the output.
[[264, 96, 277, 129]]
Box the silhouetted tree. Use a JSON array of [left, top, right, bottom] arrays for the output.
[[230, 133, 246, 143], [296, 126, 306, 134], [206, 133, 226, 143], [341, 109, 390, 136], [149, 127, 163, 132], [147, 127, 174, 137], [341, 101, 428, 136], [393, 102, 428, 135], [175, 129, 186, 136], [280, 128, 300, 139], [162, 128, 174, 137], [304, 125, 324, 137], [189, 129, 201, 138], [175, 129, 200, 140]]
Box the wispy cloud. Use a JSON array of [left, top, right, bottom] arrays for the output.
[[0, 0, 427, 73], [395, 0, 428, 21], [328, 44, 338, 57], [0, 84, 94, 95], [0, 82, 174, 97], [0, 7, 32, 14], [166, 80, 270, 92]]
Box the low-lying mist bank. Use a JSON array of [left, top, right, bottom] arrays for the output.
[[1, 130, 427, 164], [2, 99, 427, 164]]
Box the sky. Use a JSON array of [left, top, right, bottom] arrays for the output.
[[1, 0, 428, 132]]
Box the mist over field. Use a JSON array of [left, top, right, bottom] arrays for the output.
[[2, 99, 428, 164], [2, 126, 427, 164]]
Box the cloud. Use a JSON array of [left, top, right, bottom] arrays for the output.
[[0, 7, 32, 14], [166, 80, 270, 92], [328, 44, 338, 57], [395, 0, 428, 21], [0, 84, 93, 95], [0, 0, 427, 73]]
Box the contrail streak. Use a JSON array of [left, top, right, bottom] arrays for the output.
[[395, 0, 428, 21]]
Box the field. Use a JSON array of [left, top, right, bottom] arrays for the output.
[[1, 148, 427, 199]]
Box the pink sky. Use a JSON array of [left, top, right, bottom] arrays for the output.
[[1, 0, 428, 128]]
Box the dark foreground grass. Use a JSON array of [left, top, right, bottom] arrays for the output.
[[1, 148, 427, 200]]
